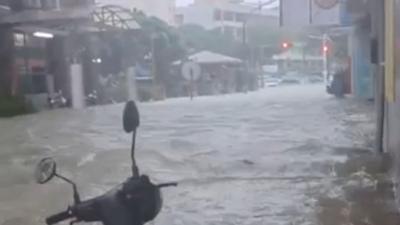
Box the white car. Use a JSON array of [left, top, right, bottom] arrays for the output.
[[264, 77, 282, 87]]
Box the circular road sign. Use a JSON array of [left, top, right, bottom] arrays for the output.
[[182, 62, 201, 81]]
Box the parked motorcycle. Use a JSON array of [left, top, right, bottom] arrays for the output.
[[86, 90, 98, 106], [35, 100, 177, 225], [48, 90, 68, 108]]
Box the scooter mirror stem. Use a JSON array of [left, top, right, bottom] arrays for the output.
[[131, 130, 140, 177], [55, 174, 81, 203]]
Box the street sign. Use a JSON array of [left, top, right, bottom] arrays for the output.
[[181, 61, 201, 100], [181, 62, 201, 81]]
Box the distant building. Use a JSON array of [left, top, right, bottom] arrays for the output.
[[0, 0, 142, 108], [272, 43, 324, 75], [96, 0, 176, 25], [0, 0, 96, 106], [175, 0, 279, 40]]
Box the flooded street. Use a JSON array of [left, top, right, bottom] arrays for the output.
[[0, 84, 385, 225]]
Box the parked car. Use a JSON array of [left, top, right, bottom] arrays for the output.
[[264, 77, 282, 87], [308, 75, 324, 83], [281, 78, 301, 85]]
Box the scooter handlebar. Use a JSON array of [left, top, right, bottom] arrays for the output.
[[46, 209, 72, 225]]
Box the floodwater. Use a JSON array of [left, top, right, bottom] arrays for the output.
[[0, 84, 393, 225]]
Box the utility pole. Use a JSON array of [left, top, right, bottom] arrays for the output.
[[240, 0, 273, 89]]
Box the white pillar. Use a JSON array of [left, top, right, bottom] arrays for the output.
[[70, 63, 85, 109], [126, 67, 137, 100]]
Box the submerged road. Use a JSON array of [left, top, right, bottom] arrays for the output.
[[1, 84, 363, 225]]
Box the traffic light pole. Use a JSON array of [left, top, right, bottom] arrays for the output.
[[322, 33, 329, 86], [238, 0, 278, 90]]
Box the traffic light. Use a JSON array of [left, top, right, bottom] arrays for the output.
[[282, 42, 289, 49], [281, 41, 293, 50], [323, 45, 329, 53]]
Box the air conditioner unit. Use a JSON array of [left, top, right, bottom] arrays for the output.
[[41, 0, 60, 10], [22, 0, 42, 9]]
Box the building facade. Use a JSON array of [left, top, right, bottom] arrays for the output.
[[0, 0, 95, 97], [96, 0, 176, 25], [175, 0, 279, 40]]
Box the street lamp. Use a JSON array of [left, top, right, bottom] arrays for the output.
[[33, 31, 54, 39]]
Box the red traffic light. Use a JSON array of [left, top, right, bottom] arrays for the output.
[[323, 45, 329, 52], [282, 42, 289, 49]]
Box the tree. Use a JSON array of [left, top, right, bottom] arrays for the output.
[[130, 11, 185, 99]]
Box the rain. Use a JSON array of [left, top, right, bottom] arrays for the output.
[[0, 1, 398, 225]]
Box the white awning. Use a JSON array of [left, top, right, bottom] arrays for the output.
[[174, 51, 242, 65]]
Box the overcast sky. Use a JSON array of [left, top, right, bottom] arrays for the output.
[[176, 0, 193, 6]]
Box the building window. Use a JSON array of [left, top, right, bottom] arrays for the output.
[[60, 0, 93, 8], [223, 11, 234, 21], [236, 13, 246, 22], [214, 9, 222, 21], [14, 33, 25, 47], [21, 74, 48, 94]]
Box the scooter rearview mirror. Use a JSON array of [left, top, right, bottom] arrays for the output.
[[34, 157, 57, 184], [123, 100, 140, 133], [34, 157, 81, 203]]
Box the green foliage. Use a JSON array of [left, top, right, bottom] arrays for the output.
[[0, 96, 33, 117], [132, 12, 185, 58], [131, 11, 185, 84]]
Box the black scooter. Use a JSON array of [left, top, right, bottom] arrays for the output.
[[34, 101, 177, 225]]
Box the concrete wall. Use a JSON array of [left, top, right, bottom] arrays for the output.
[[385, 75, 400, 207], [177, 5, 215, 29], [385, 0, 400, 207]]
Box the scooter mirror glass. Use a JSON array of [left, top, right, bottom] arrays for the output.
[[123, 100, 140, 133], [34, 157, 57, 184]]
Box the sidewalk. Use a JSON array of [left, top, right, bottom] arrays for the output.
[[316, 98, 399, 225]]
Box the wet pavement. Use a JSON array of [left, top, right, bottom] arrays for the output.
[[0, 84, 395, 225]]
